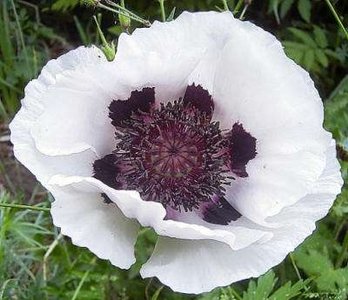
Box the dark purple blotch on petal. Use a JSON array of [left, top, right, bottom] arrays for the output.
[[101, 193, 113, 204], [183, 84, 214, 117], [202, 196, 241, 225], [109, 87, 155, 127], [227, 123, 257, 178], [93, 154, 122, 190]]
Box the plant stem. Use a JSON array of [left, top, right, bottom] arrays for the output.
[[71, 257, 96, 300], [229, 287, 243, 300], [335, 229, 348, 268], [222, 0, 229, 11], [98, 2, 151, 26], [105, 0, 140, 19], [289, 253, 302, 281], [0, 202, 50, 212], [43, 233, 63, 285], [233, 0, 244, 14], [93, 16, 107, 47], [239, 4, 249, 19], [324, 0, 348, 40], [104, 0, 151, 26], [158, 0, 166, 22], [10, 0, 31, 76]]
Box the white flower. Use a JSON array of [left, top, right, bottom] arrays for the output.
[[10, 11, 343, 294]]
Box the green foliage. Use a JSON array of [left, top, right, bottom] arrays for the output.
[[293, 229, 348, 297], [51, 0, 81, 12], [0, 0, 66, 121], [243, 271, 277, 300], [295, 250, 348, 292], [269, 0, 312, 24], [325, 75, 348, 141], [283, 26, 335, 73], [325, 74, 348, 178], [241, 271, 308, 300], [297, 0, 311, 23]]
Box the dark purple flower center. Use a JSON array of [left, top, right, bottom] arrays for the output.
[[94, 85, 257, 225]]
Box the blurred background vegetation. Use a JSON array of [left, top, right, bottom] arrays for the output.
[[0, 0, 347, 299]]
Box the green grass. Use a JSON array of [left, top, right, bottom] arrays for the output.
[[0, 0, 347, 299]]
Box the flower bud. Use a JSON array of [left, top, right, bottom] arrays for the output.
[[101, 41, 116, 61], [118, 0, 131, 30], [93, 16, 116, 61]]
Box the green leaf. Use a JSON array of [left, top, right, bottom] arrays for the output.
[[242, 272, 309, 300], [297, 0, 311, 23], [288, 28, 316, 47], [282, 41, 308, 50], [243, 271, 277, 300], [303, 50, 315, 70], [295, 249, 333, 276], [328, 74, 348, 100], [325, 49, 342, 61], [315, 49, 329, 67], [332, 189, 348, 218], [269, 279, 309, 300], [270, 0, 281, 24], [325, 75, 348, 143], [51, 0, 80, 12], [280, 0, 295, 19], [316, 268, 348, 291], [283, 47, 304, 64], [313, 26, 328, 48]]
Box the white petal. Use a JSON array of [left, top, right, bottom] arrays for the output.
[[116, 25, 202, 103], [21, 46, 114, 156], [210, 17, 332, 221], [140, 143, 343, 293], [10, 105, 97, 184], [116, 12, 334, 223], [30, 49, 202, 158], [50, 178, 140, 269], [225, 149, 327, 224], [172, 210, 273, 250], [48, 175, 273, 250], [9, 46, 111, 185], [116, 11, 235, 100], [10, 18, 215, 187], [29, 72, 115, 157]]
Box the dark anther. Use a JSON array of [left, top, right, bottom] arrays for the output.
[[101, 193, 113, 204]]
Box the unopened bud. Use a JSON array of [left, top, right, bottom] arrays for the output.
[[101, 41, 116, 61], [93, 16, 116, 61], [118, 0, 131, 30]]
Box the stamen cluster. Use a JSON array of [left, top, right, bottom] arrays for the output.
[[113, 100, 231, 211]]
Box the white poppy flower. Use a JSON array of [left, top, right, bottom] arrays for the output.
[[10, 11, 343, 294]]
